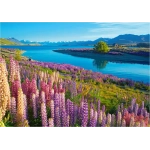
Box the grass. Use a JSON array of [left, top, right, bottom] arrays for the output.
[[0, 48, 28, 61], [0, 38, 18, 45]]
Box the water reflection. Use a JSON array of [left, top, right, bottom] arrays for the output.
[[93, 59, 108, 69]]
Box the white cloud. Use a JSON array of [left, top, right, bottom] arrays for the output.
[[88, 22, 150, 38]]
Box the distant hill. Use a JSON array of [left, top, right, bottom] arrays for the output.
[[0, 38, 18, 45], [1, 34, 149, 46], [106, 34, 150, 44], [7, 37, 23, 45]]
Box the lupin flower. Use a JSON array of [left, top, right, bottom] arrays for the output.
[[11, 79, 21, 101], [79, 99, 84, 122], [66, 115, 70, 127], [101, 117, 106, 127], [90, 107, 94, 126], [32, 94, 37, 118], [94, 111, 98, 127], [36, 89, 40, 108], [62, 109, 67, 127], [41, 91, 46, 103], [66, 99, 70, 116], [106, 114, 111, 127], [102, 105, 105, 112], [121, 119, 126, 127], [69, 101, 74, 126], [50, 100, 54, 119], [30, 78, 37, 94], [16, 88, 25, 125], [11, 97, 17, 123], [98, 110, 103, 126], [117, 105, 120, 113], [111, 114, 116, 127], [51, 89, 54, 100], [55, 106, 61, 127], [129, 117, 135, 128], [142, 101, 144, 109], [74, 105, 78, 125], [134, 104, 139, 116], [140, 120, 145, 127], [23, 94, 27, 120], [134, 122, 140, 127], [81, 100, 88, 127], [97, 100, 100, 122], [54, 93, 59, 108], [41, 102, 48, 127], [0, 57, 11, 121], [117, 112, 122, 127], [49, 118, 54, 127], [90, 111, 96, 127], [120, 103, 124, 113]]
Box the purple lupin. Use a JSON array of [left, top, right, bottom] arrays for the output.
[[32, 93, 37, 118], [62, 109, 67, 127], [101, 117, 106, 127], [66, 115, 70, 127], [66, 99, 70, 116], [69, 101, 74, 126], [134, 103, 139, 116], [50, 100, 54, 120], [81, 100, 88, 127], [90, 105, 94, 127], [55, 106, 61, 127], [102, 105, 105, 113], [74, 105, 78, 125], [97, 100, 100, 125]]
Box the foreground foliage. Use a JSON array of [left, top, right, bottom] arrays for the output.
[[0, 56, 149, 127]]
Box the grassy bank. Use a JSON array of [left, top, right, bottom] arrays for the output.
[[0, 48, 28, 61]]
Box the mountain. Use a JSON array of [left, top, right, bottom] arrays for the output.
[[94, 38, 110, 43], [106, 34, 150, 44], [20, 40, 40, 45], [1, 34, 149, 46], [37, 34, 149, 46], [0, 38, 18, 45], [7, 37, 23, 45]]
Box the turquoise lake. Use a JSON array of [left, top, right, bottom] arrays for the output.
[[1, 45, 150, 83]]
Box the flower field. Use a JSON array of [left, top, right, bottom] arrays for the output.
[[0, 56, 150, 127]]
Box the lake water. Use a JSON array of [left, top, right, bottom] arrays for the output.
[[1, 45, 150, 83]]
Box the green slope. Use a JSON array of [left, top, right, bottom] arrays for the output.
[[0, 38, 18, 45]]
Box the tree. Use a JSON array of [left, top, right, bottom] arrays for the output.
[[93, 41, 110, 53], [14, 49, 23, 61]]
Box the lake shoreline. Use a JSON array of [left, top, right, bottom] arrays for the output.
[[53, 49, 150, 65]]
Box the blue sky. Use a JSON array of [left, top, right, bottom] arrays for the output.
[[0, 22, 149, 42]]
